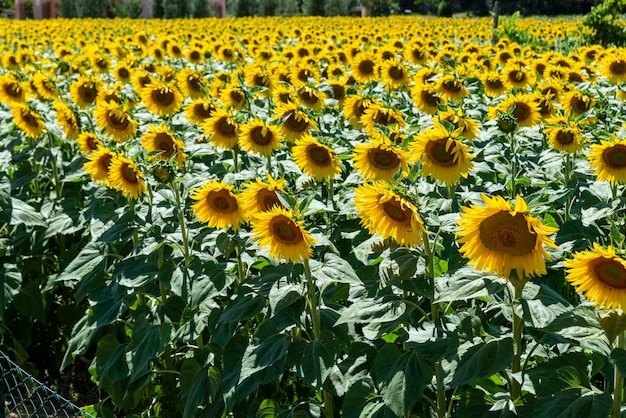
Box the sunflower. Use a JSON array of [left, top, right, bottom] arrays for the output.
[[411, 82, 445, 115], [31, 72, 59, 100], [351, 52, 379, 84], [488, 93, 541, 128], [238, 118, 283, 156], [107, 155, 147, 200], [436, 106, 480, 140], [84, 147, 116, 184], [70, 76, 99, 109], [291, 63, 319, 87], [297, 85, 324, 111], [273, 103, 318, 142], [361, 104, 406, 136], [342, 94, 376, 129], [184, 98, 217, 126], [457, 194, 558, 280], [410, 124, 474, 185], [177, 68, 207, 99], [94, 102, 136, 142], [435, 74, 468, 102], [600, 54, 626, 84], [240, 174, 287, 220], [113, 60, 133, 83], [380, 58, 410, 90], [11, 103, 45, 139], [503, 63, 534, 91], [353, 182, 425, 247], [77, 131, 102, 155], [141, 124, 187, 166], [415, 66, 440, 84], [565, 243, 626, 312], [352, 137, 409, 182], [131, 69, 155, 94], [292, 134, 341, 181], [561, 90, 594, 117], [244, 64, 275, 95], [0, 73, 28, 105], [273, 84, 298, 106], [543, 117, 585, 154], [190, 180, 244, 231], [141, 82, 183, 116], [251, 206, 315, 263], [202, 109, 239, 149], [588, 135, 626, 184], [481, 71, 507, 98], [220, 83, 247, 110], [53, 101, 80, 140]]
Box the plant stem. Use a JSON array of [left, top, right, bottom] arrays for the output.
[[235, 242, 245, 286], [612, 332, 625, 418], [232, 146, 240, 173], [172, 181, 191, 267], [510, 276, 525, 401], [47, 133, 62, 200], [564, 153, 572, 222], [421, 229, 445, 418], [509, 132, 517, 200]]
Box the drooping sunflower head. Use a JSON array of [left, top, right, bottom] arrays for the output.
[[457, 194, 558, 280], [588, 135, 626, 184], [273, 103, 318, 142], [190, 180, 244, 231], [410, 124, 474, 186], [77, 131, 102, 155], [436, 106, 480, 140], [94, 101, 136, 142], [0, 73, 28, 105], [84, 146, 116, 184], [107, 155, 147, 200], [292, 134, 341, 181], [70, 76, 99, 109], [31, 71, 59, 100], [244, 64, 275, 96], [411, 82, 446, 115], [353, 182, 426, 247], [561, 90, 594, 117], [240, 174, 287, 220], [140, 82, 183, 116], [565, 243, 626, 312], [11, 103, 45, 139], [238, 118, 283, 157], [297, 85, 324, 111], [53, 100, 80, 140], [488, 93, 541, 128], [352, 136, 409, 182], [342, 94, 376, 129], [185, 98, 217, 126], [481, 71, 507, 98], [141, 124, 187, 166], [177, 68, 207, 99], [251, 206, 316, 263], [361, 104, 406, 137], [202, 109, 240, 150], [220, 82, 248, 110]]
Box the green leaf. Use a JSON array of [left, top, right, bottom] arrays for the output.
[[219, 293, 266, 324], [62, 314, 97, 370], [129, 317, 173, 383], [535, 389, 612, 418], [335, 296, 406, 326], [447, 337, 514, 388], [299, 339, 334, 389], [180, 359, 221, 418], [0, 263, 21, 321], [94, 334, 130, 393], [310, 252, 364, 288], [435, 267, 506, 303], [12, 281, 45, 322], [597, 310, 626, 344], [611, 348, 626, 376], [520, 283, 569, 329], [54, 241, 106, 288], [342, 377, 385, 418], [2, 198, 47, 227]]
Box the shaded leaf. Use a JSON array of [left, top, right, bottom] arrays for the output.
[[448, 337, 514, 388]]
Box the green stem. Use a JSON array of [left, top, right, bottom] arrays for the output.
[[612, 332, 625, 418], [421, 230, 445, 418], [47, 133, 62, 200], [129, 199, 139, 246], [564, 153, 572, 222], [235, 242, 245, 286], [303, 259, 334, 418], [327, 178, 335, 210], [172, 181, 191, 267], [510, 277, 525, 401], [232, 146, 240, 173], [509, 132, 517, 200]]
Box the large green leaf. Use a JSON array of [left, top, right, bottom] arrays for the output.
[[0, 197, 47, 227], [519, 283, 569, 329], [298, 338, 334, 389], [611, 348, 626, 376], [535, 389, 612, 418], [435, 267, 506, 303], [94, 334, 130, 392], [180, 358, 221, 418], [54, 240, 106, 288], [309, 252, 363, 288], [335, 296, 406, 326], [446, 337, 514, 388], [0, 263, 21, 321], [129, 316, 173, 383]]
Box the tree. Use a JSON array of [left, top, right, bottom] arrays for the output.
[[302, 0, 325, 15]]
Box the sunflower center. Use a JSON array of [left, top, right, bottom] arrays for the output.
[[512, 103, 531, 122], [426, 138, 457, 167], [422, 91, 440, 106], [122, 164, 138, 184], [253, 74, 269, 88], [257, 189, 282, 211], [306, 144, 331, 166], [593, 257, 626, 288], [230, 90, 244, 103], [358, 60, 375, 76], [382, 199, 410, 224], [152, 88, 175, 107], [187, 75, 203, 93], [479, 211, 537, 256], [189, 50, 201, 61], [443, 80, 462, 93], [284, 111, 309, 132], [5, 82, 22, 98], [331, 84, 345, 101], [603, 144, 626, 168], [98, 154, 113, 171], [86, 136, 99, 151], [299, 89, 319, 105], [118, 68, 130, 79], [154, 133, 175, 157], [270, 215, 303, 244], [611, 61, 626, 76], [556, 130, 574, 145], [218, 118, 236, 136], [368, 147, 399, 170], [509, 70, 526, 83], [21, 108, 40, 128], [194, 103, 215, 119], [207, 189, 238, 213], [486, 78, 504, 89], [96, 58, 108, 70], [389, 66, 405, 80], [374, 110, 396, 125], [250, 126, 273, 145], [79, 83, 97, 103], [106, 109, 130, 130]]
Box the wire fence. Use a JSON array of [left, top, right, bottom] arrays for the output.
[[0, 351, 95, 418]]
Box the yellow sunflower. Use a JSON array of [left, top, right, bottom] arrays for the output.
[[561, 90, 595, 117], [220, 83, 247, 110], [565, 243, 626, 312], [240, 174, 287, 220], [107, 155, 147, 200], [177, 68, 207, 99], [457, 194, 558, 280], [411, 82, 446, 115], [202, 109, 239, 150], [350, 52, 379, 84], [0, 73, 28, 105], [84, 147, 116, 184], [543, 116, 586, 154], [113, 60, 133, 83], [361, 104, 406, 136], [185, 98, 217, 126], [53, 101, 80, 140], [435, 74, 468, 102], [410, 124, 474, 186], [238, 118, 283, 157], [190, 180, 244, 231], [11, 103, 45, 139], [436, 106, 480, 140], [481, 71, 508, 98], [31, 72, 59, 100], [297, 85, 324, 111], [488, 93, 541, 128], [292, 134, 341, 181], [141, 82, 183, 116], [352, 136, 409, 182], [244, 64, 275, 95], [94, 102, 136, 142], [503, 62, 534, 91], [353, 182, 425, 247], [342, 94, 376, 129], [251, 206, 316, 263], [380, 58, 410, 90], [273, 103, 318, 142], [600, 54, 626, 84], [141, 124, 187, 166], [77, 131, 102, 155], [588, 135, 626, 184], [70, 76, 99, 109]]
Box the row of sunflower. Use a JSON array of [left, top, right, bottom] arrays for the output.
[[1, 14, 626, 417]]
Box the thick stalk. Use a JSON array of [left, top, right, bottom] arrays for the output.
[[510, 276, 525, 401], [303, 259, 334, 417], [509, 132, 517, 200], [564, 153, 572, 222], [172, 181, 190, 267], [235, 243, 245, 286], [612, 332, 625, 418], [47, 133, 62, 200], [232, 146, 240, 173], [421, 229, 445, 418]]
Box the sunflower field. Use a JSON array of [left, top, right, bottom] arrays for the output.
[[3, 12, 626, 418]]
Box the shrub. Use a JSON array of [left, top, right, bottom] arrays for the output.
[[582, 0, 626, 46]]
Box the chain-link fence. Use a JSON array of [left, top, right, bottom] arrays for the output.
[[0, 351, 95, 418]]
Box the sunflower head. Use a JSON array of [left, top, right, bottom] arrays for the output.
[[190, 180, 244, 231], [238, 118, 283, 157], [11, 103, 45, 139], [141, 124, 187, 166], [352, 136, 409, 182], [292, 134, 341, 181], [588, 135, 626, 184], [240, 174, 287, 220], [94, 102, 136, 142], [141, 82, 183, 116], [457, 194, 558, 280], [107, 155, 147, 200]]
